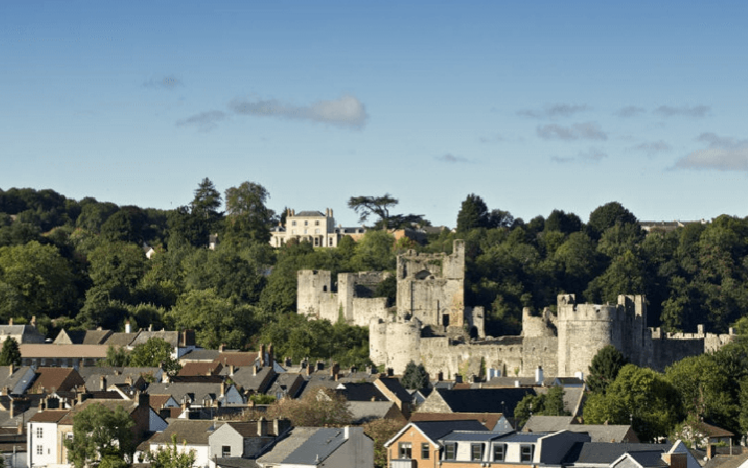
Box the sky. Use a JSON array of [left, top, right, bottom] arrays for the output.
[[2, 1, 747, 229]]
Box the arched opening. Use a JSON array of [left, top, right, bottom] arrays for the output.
[[415, 270, 431, 280], [469, 326, 478, 340]]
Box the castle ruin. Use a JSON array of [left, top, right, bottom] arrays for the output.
[[297, 239, 735, 378]]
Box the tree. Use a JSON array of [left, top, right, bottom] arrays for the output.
[[583, 364, 682, 441], [364, 418, 407, 468], [265, 387, 352, 427], [401, 360, 428, 390], [224, 181, 272, 245], [586, 345, 628, 394], [514, 386, 569, 428], [100, 345, 130, 367], [64, 403, 136, 468], [587, 202, 638, 240], [348, 194, 399, 230], [0, 337, 21, 367], [456, 194, 490, 232], [129, 337, 181, 376], [145, 434, 196, 468]]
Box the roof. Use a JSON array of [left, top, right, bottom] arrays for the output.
[[523, 415, 575, 432], [410, 412, 505, 430], [146, 382, 225, 403], [260, 427, 362, 465], [103, 332, 139, 347], [147, 419, 216, 445], [440, 431, 510, 442], [59, 399, 138, 425], [397, 420, 489, 445], [20, 344, 109, 358], [178, 362, 223, 377], [292, 211, 326, 217], [435, 387, 535, 416], [334, 382, 387, 402], [32, 368, 85, 393], [214, 352, 260, 368], [130, 331, 179, 347], [180, 349, 220, 362], [28, 410, 69, 423], [54, 329, 113, 345], [689, 420, 735, 439], [705, 452, 748, 468], [348, 401, 400, 424], [375, 377, 412, 403], [563, 442, 674, 465], [622, 451, 670, 468]]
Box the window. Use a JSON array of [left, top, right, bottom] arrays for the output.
[[521, 444, 535, 462], [398, 442, 412, 459], [304, 221, 308, 226], [444, 443, 456, 460], [315, 228, 320, 234], [493, 443, 506, 462], [292, 221, 296, 226], [471, 444, 483, 461], [36, 445, 43, 455], [222, 446, 231, 457], [315, 220, 319, 226], [421, 443, 430, 459], [36, 427, 43, 438]]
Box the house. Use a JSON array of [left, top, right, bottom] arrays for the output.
[[563, 440, 701, 468], [674, 420, 735, 460], [269, 208, 366, 248], [208, 419, 291, 464], [257, 426, 373, 468], [0, 321, 45, 345], [348, 401, 406, 425], [139, 419, 216, 467], [29, 368, 85, 394], [53, 329, 113, 345], [0, 366, 37, 396], [26, 410, 68, 468], [265, 373, 304, 400], [385, 420, 489, 468]]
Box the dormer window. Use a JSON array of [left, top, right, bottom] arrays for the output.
[[521, 444, 535, 462], [444, 443, 456, 460], [471, 443, 484, 461], [493, 443, 506, 462]]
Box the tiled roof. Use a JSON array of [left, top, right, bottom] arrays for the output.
[[20, 344, 109, 358], [130, 331, 179, 347], [213, 352, 260, 368], [103, 333, 139, 347], [28, 410, 70, 423], [178, 362, 223, 377], [180, 349, 220, 362], [32, 368, 85, 393]]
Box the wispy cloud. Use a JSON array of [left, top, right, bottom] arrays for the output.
[[435, 153, 472, 164], [143, 75, 183, 90], [518, 103, 589, 119], [176, 111, 227, 132], [631, 140, 672, 156], [674, 133, 748, 171], [537, 122, 608, 141], [228, 94, 368, 129], [654, 105, 710, 118], [579, 147, 608, 161], [551, 156, 574, 164], [615, 106, 646, 118]]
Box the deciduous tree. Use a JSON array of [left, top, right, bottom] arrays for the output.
[[64, 403, 135, 468], [348, 194, 398, 230]]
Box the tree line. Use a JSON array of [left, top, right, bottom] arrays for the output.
[[2, 184, 748, 363]]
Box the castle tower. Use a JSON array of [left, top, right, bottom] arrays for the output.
[[296, 270, 332, 318]]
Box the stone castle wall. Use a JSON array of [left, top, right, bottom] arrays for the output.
[[297, 270, 389, 326]]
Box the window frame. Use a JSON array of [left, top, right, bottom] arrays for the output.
[[493, 443, 506, 462], [398, 442, 412, 459], [36, 427, 43, 438], [521, 444, 535, 462], [222, 445, 231, 457], [471, 443, 484, 461], [444, 443, 456, 460], [421, 442, 430, 459]]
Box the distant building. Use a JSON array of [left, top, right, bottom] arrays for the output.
[[270, 208, 366, 248]]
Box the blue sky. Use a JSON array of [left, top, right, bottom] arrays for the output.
[[2, 1, 747, 228]]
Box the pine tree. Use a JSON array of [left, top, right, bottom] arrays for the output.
[[0, 337, 21, 367]]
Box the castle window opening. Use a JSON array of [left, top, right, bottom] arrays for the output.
[[442, 314, 450, 327]]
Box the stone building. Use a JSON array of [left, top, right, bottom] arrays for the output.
[[297, 240, 735, 379], [270, 208, 366, 248]]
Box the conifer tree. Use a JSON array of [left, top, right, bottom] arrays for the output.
[[0, 337, 21, 367]]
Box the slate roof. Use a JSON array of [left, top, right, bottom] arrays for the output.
[[229, 366, 274, 393], [178, 362, 223, 377], [375, 377, 412, 403], [130, 331, 179, 347], [147, 419, 216, 445], [441, 431, 510, 442], [410, 412, 506, 431], [334, 382, 387, 402], [435, 388, 535, 416], [145, 382, 225, 404], [214, 458, 259, 468], [260, 427, 361, 465], [103, 332, 139, 347], [266, 373, 304, 399], [0, 366, 36, 395], [54, 329, 112, 345], [622, 451, 670, 468], [408, 420, 489, 444], [523, 415, 575, 432], [705, 452, 748, 468], [180, 349, 220, 362], [563, 442, 674, 465], [293, 211, 326, 217], [348, 401, 401, 424]]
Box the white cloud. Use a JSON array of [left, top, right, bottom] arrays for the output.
[[518, 103, 589, 119], [674, 133, 748, 171], [229, 94, 368, 128], [655, 105, 710, 118], [537, 122, 608, 141]]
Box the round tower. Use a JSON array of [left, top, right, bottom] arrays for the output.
[[556, 294, 618, 377]]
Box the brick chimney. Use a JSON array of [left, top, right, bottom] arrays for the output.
[[257, 416, 267, 436], [330, 363, 340, 381], [268, 344, 274, 369], [100, 375, 107, 391], [260, 345, 267, 367], [662, 451, 686, 468]]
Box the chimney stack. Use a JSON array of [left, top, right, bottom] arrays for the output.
[[268, 344, 274, 368], [8, 319, 12, 326], [100, 375, 107, 391], [9, 363, 14, 376], [260, 345, 267, 367], [125, 321, 131, 334], [257, 416, 267, 437]]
